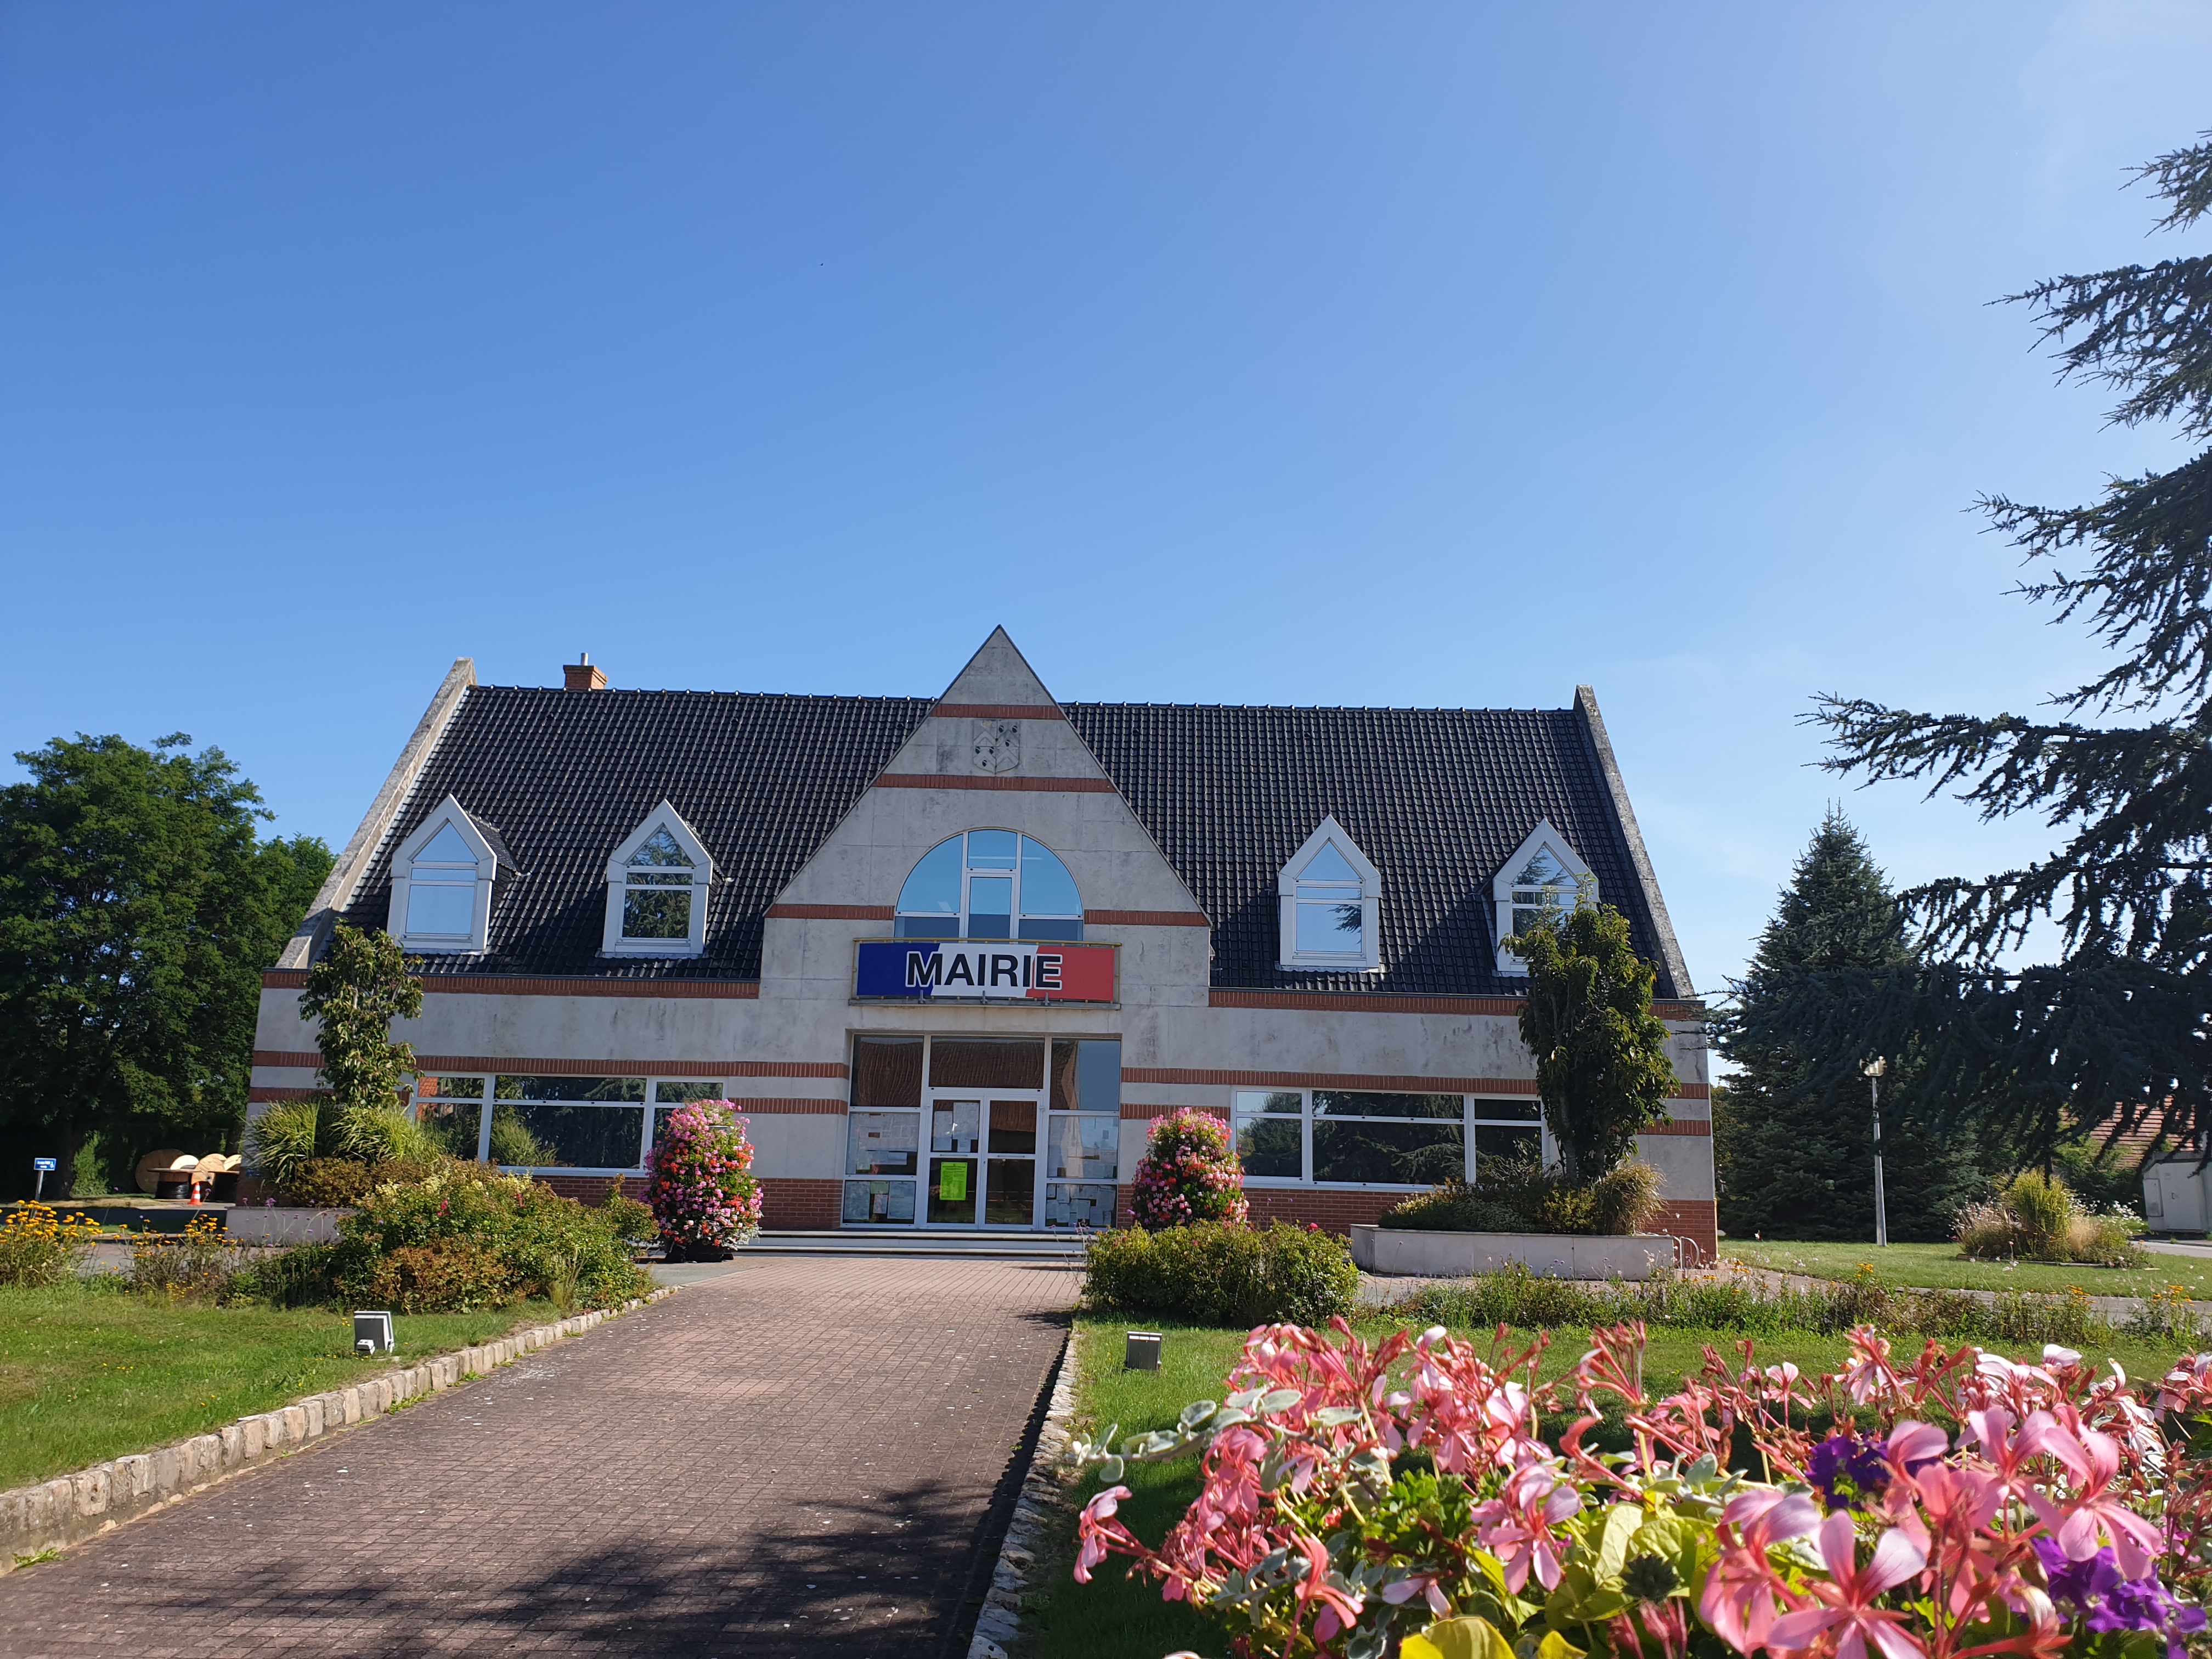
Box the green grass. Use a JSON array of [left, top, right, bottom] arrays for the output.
[[1020, 1311, 2208, 1659], [1725, 1237, 2212, 1300], [0, 1280, 562, 1488]]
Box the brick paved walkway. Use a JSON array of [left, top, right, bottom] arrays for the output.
[[0, 1257, 1082, 1657]]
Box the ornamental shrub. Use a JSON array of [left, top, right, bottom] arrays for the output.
[[1380, 1159, 1664, 1237], [1084, 1220, 1358, 1325], [330, 1160, 650, 1311], [1128, 1108, 1248, 1229], [1956, 1170, 2147, 1266], [645, 1101, 763, 1261]]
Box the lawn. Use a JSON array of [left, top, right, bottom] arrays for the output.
[[0, 1280, 563, 1488], [1724, 1237, 2212, 1300], [1017, 1310, 2208, 1659]]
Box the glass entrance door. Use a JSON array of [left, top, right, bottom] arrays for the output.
[[926, 1093, 1039, 1225]]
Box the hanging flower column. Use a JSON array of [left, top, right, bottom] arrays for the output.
[[645, 1099, 763, 1260], [1128, 1107, 1248, 1229]]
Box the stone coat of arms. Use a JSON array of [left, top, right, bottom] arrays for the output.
[[972, 720, 1022, 774]]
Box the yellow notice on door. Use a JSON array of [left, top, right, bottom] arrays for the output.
[[939, 1163, 969, 1201]]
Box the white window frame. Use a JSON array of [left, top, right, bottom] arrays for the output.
[[1492, 819, 1596, 976], [1231, 1090, 1558, 1188], [388, 795, 502, 954], [891, 830, 1085, 943], [1275, 815, 1382, 972], [602, 802, 714, 958], [408, 1074, 723, 1176]]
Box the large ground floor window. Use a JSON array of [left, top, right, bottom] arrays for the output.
[[1232, 1091, 1544, 1188], [411, 1074, 725, 1175], [844, 1034, 1120, 1229]]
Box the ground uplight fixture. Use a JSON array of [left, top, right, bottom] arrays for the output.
[[354, 1311, 394, 1356], [1124, 1331, 1162, 1372]]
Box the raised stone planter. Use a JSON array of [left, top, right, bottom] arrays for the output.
[[1351, 1225, 1678, 1280]]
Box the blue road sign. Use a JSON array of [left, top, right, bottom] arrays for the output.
[[32, 1158, 57, 1171]]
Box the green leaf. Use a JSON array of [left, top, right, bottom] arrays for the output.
[[1402, 1615, 1519, 1659]]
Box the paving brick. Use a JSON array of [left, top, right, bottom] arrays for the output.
[[0, 1258, 1081, 1657]]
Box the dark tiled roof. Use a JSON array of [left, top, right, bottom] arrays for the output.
[[341, 687, 1684, 997], [1065, 703, 1678, 997], [342, 689, 934, 980]]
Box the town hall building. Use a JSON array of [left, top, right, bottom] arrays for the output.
[[248, 630, 1717, 1259]]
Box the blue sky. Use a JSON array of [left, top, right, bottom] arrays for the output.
[[3, 2, 2208, 998]]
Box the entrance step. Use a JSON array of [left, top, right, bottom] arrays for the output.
[[742, 1228, 1090, 1262]]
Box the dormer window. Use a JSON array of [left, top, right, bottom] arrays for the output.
[[602, 804, 713, 957], [1493, 819, 1595, 974], [1276, 815, 1381, 972], [894, 831, 1084, 941], [388, 797, 509, 954]]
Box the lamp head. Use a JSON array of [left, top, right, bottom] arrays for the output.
[[1863, 1057, 1887, 1079]]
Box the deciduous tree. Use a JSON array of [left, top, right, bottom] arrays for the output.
[[0, 734, 330, 1196]]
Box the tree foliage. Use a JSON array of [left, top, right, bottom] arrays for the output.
[[0, 734, 331, 1196], [1508, 901, 1676, 1183], [299, 922, 421, 1113], [1787, 133, 2212, 1158], [1714, 810, 1987, 1241]]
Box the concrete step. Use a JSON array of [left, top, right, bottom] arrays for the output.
[[741, 1228, 1089, 1261]]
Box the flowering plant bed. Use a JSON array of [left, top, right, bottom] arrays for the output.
[[1068, 1316, 2212, 1659]]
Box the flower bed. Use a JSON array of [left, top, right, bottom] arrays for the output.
[[1069, 1317, 2212, 1659]]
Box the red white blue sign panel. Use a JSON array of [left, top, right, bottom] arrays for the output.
[[853, 940, 1116, 1003]]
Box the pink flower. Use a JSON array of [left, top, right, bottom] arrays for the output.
[[2024, 1420, 2164, 1579], [1766, 1512, 1927, 1659], [1074, 1485, 1135, 1583], [1476, 1461, 1581, 1593], [1701, 1489, 1822, 1654]]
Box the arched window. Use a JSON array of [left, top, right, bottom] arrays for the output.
[[601, 803, 714, 957], [387, 795, 510, 954], [894, 831, 1083, 941]]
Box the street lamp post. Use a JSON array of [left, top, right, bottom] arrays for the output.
[[1864, 1057, 1889, 1249]]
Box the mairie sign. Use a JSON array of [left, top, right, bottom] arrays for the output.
[[853, 939, 1116, 1003]]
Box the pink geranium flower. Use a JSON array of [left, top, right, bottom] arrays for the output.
[[1767, 1511, 1928, 1659], [1700, 1488, 1822, 1654]]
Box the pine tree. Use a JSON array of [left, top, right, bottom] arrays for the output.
[[1716, 811, 1985, 1242]]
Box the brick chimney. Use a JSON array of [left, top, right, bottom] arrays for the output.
[[563, 653, 608, 692]]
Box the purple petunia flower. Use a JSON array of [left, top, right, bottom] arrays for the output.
[[1808, 1433, 1892, 1512], [2034, 1539, 2209, 1659]]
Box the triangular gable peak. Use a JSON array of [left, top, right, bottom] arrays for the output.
[[388, 794, 509, 953], [602, 801, 715, 958], [1276, 815, 1382, 972], [1491, 818, 1596, 975], [770, 628, 1205, 922]]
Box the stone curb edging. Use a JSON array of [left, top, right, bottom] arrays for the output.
[[968, 1329, 1077, 1659], [1, 1289, 676, 1564]]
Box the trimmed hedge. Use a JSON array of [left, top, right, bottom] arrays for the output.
[[1083, 1221, 1359, 1326], [1378, 1159, 1664, 1237]]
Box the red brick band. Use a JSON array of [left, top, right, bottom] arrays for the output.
[[873, 774, 1117, 793], [1208, 990, 1707, 1022], [725, 1097, 849, 1115], [1124, 1068, 1543, 1093], [765, 904, 896, 920], [931, 704, 1066, 720], [261, 970, 760, 999], [251, 1051, 845, 1079], [1086, 910, 1211, 927], [1639, 1119, 1712, 1136]]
